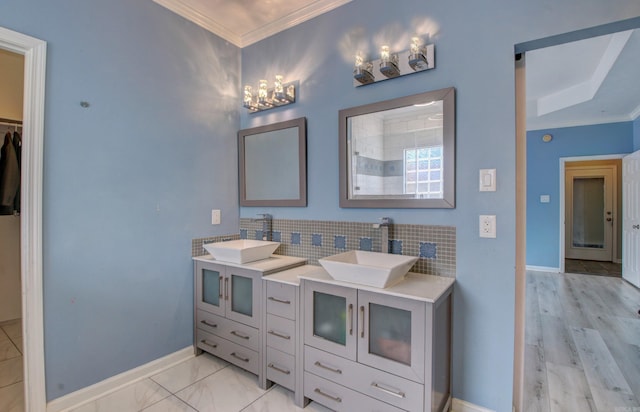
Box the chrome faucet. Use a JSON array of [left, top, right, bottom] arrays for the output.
[[373, 217, 392, 253], [251, 213, 272, 241]]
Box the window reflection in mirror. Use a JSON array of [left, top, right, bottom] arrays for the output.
[[339, 88, 455, 208]]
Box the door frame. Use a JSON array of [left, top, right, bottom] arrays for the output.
[[0, 26, 47, 411], [559, 155, 624, 273]]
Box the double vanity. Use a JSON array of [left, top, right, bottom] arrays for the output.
[[193, 240, 454, 412]]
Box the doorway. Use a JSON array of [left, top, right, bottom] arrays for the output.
[[514, 18, 640, 412], [0, 26, 47, 412]]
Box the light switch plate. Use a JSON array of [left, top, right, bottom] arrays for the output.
[[211, 209, 221, 225], [479, 169, 496, 191]]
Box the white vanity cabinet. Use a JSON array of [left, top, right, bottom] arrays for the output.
[[193, 255, 305, 384], [301, 271, 454, 412], [262, 264, 319, 407]]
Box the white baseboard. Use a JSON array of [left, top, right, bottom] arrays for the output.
[[526, 265, 560, 273], [47, 346, 194, 412], [452, 398, 496, 412]]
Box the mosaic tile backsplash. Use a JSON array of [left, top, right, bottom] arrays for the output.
[[192, 219, 456, 278]]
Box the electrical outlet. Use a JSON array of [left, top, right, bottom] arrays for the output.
[[211, 209, 221, 225], [479, 215, 496, 238]]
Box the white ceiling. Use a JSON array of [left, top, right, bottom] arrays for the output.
[[526, 29, 640, 130], [153, 0, 352, 47], [153, 1, 639, 131]]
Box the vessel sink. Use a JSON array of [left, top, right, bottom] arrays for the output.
[[318, 250, 418, 288], [203, 239, 280, 264]]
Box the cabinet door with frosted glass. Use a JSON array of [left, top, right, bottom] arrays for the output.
[[357, 290, 426, 383], [225, 267, 262, 328], [195, 261, 226, 318], [304, 281, 357, 360]]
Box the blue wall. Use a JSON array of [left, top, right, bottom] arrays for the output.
[[634, 116, 640, 150], [527, 123, 634, 269], [2, 0, 640, 409], [0, 0, 240, 400], [240, 2, 640, 411]]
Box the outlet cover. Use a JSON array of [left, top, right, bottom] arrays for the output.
[[479, 215, 496, 238]]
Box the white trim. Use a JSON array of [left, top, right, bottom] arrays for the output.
[[152, 0, 352, 47], [152, 0, 242, 46], [526, 265, 561, 273], [527, 113, 637, 132], [559, 154, 625, 273], [452, 398, 496, 412], [241, 0, 352, 47], [47, 347, 194, 412], [0, 25, 47, 412]]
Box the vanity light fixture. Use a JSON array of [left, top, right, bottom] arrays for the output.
[[353, 37, 435, 87], [242, 75, 296, 113], [379, 45, 400, 78], [354, 52, 375, 85]]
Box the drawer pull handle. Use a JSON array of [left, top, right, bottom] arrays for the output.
[[371, 382, 406, 399], [200, 339, 218, 349], [314, 361, 342, 374], [267, 363, 291, 375], [230, 330, 250, 340], [267, 330, 291, 340], [200, 320, 217, 328], [314, 388, 342, 403], [268, 296, 291, 305], [230, 352, 250, 362]]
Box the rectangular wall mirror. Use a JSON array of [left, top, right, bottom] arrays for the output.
[[339, 87, 456, 208], [239, 117, 307, 206]]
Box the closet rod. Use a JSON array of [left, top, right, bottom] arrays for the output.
[[0, 117, 23, 126]]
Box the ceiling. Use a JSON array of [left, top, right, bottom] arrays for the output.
[[152, 1, 639, 131], [153, 0, 352, 47], [526, 29, 640, 131]]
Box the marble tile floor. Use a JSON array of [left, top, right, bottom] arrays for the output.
[[524, 270, 640, 412], [68, 352, 332, 412], [565, 258, 622, 278], [0, 318, 24, 412]]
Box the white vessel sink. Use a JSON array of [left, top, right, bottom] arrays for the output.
[[318, 250, 418, 288], [203, 239, 280, 264]]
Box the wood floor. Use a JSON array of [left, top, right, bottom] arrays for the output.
[[524, 271, 640, 411]]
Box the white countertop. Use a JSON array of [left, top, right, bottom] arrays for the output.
[[263, 264, 321, 286], [192, 254, 307, 273], [299, 268, 455, 304]]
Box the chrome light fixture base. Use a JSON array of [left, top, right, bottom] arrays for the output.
[[353, 43, 435, 87], [243, 80, 296, 113]]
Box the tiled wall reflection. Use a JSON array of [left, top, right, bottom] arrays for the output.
[[192, 219, 455, 277]]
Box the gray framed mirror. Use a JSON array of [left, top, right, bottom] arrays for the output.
[[238, 117, 307, 207], [339, 87, 455, 208]]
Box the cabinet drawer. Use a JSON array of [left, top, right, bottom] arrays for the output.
[[305, 345, 424, 412], [266, 314, 295, 354], [196, 329, 259, 375], [304, 372, 404, 412], [266, 282, 296, 320], [196, 310, 259, 352], [266, 347, 295, 391]]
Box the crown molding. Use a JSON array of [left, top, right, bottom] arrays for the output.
[[154, 0, 352, 48], [153, 0, 242, 46], [241, 0, 352, 47]]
